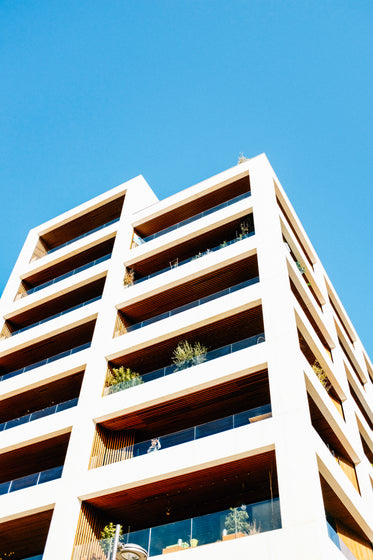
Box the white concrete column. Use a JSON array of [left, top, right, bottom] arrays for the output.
[[249, 155, 329, 554]]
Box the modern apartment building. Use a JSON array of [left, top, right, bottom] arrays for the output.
[[0, 154, 372, 560]]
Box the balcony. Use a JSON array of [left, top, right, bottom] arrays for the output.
[[127, 214, 254, 287], [298, 330, 343, 418], [0, 370, 83, 430], [0, 432, 69, 497], [26, 254, 110, 296], [0, 465, 63, 495], [0, 398, 78, 432], [105, 334, 264, 396], [75, 498, 281, 559], [46, 217, 119, 255], [74, 451, 280, 559], [30, 192, 125, 261], [92, 404, 271, 470], [17, 237, 114, 300], [0, 321, 94, 382], [283, 237, 322, 310], [133, 174, 251, 245], [137, 191, 251, 244], [115, 253, 259, 337], [2, 277, 105, 339], [321, 476, 373, 560], [0, 509, 52, 560], [308, 393, 359, 493], [93, 369, 270, 469], [106, 306, 264, 395]]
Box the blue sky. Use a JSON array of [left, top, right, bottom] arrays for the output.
[[0, 1, 372, 354]]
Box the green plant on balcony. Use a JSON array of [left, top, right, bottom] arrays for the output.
[[100, 522, 123, 554], [224, 506, 260, 536], [219, 240, 228, 249], [172, 340, 208, 371], [237, 219, 251, 240], [123, 268, 135, 288], [296, 261, 306, 275], [312, 361, 331, 393], [105, 366, 143, 392]]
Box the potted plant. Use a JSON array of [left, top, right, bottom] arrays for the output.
[[123, 268, 135, 288], [236, 219, 251, 240], [312, 361, 331, 392], [223, 506, 260, 539], [172, 340, 208, 371], [105, 366, 143, 392]]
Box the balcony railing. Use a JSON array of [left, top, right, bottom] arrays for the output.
[[126, 277, 259, 334], [26, 253, 111, 296], [0, 465, 63, 495], [46, 217, 120, 255], [0, 342, 91, 383], [132, 228, 255, 287], [0, 397, 78, 432], [104, 333, 265, 396], [73, 498, 281, 559], [327, 521, 358, 560], [139, 191, 251, 243], [93, 404, 271, 468], [10, 296, 101, 337]]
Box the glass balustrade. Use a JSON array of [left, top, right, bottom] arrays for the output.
[[73, 498, 281, 559], [0, 397, 79, 432], [327, 521, 358, 560], [126, 277, 259, 333], [0, 342, 91, 383], [139, 191, 251, 243], [26, 253, 111, 296], [104, 333, 265, 396], [93, 404, 271, 468], [46, 217, 120, 255], [132, 228, 255, 287], [10, 296, 101, 337], [0, 465, 63, 496]]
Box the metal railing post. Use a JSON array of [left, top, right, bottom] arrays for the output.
[[111, 524, 121, 560]]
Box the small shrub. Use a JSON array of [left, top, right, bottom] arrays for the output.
[[172, 340, 208, 371], [106, 366, 143, 391], [224, 507, 251, 535], [312, 361, 331, 392], [123, 268, 135, 287], [100, 523, 122, 554], [296, 261, 306, 275]]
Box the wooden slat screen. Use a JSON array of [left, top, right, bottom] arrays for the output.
[[336, 520, 373, 560], [336, 455, 360, 493], [30, 237, 48, 262], [89, 426, 134, 469], [0, 322, 12, 340], [113, 312, 127, 338], [72, 503, 108, 560], [14, 281, 28, 301]]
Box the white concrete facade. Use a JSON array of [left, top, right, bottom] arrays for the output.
[[0, 154, 372, 560]]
